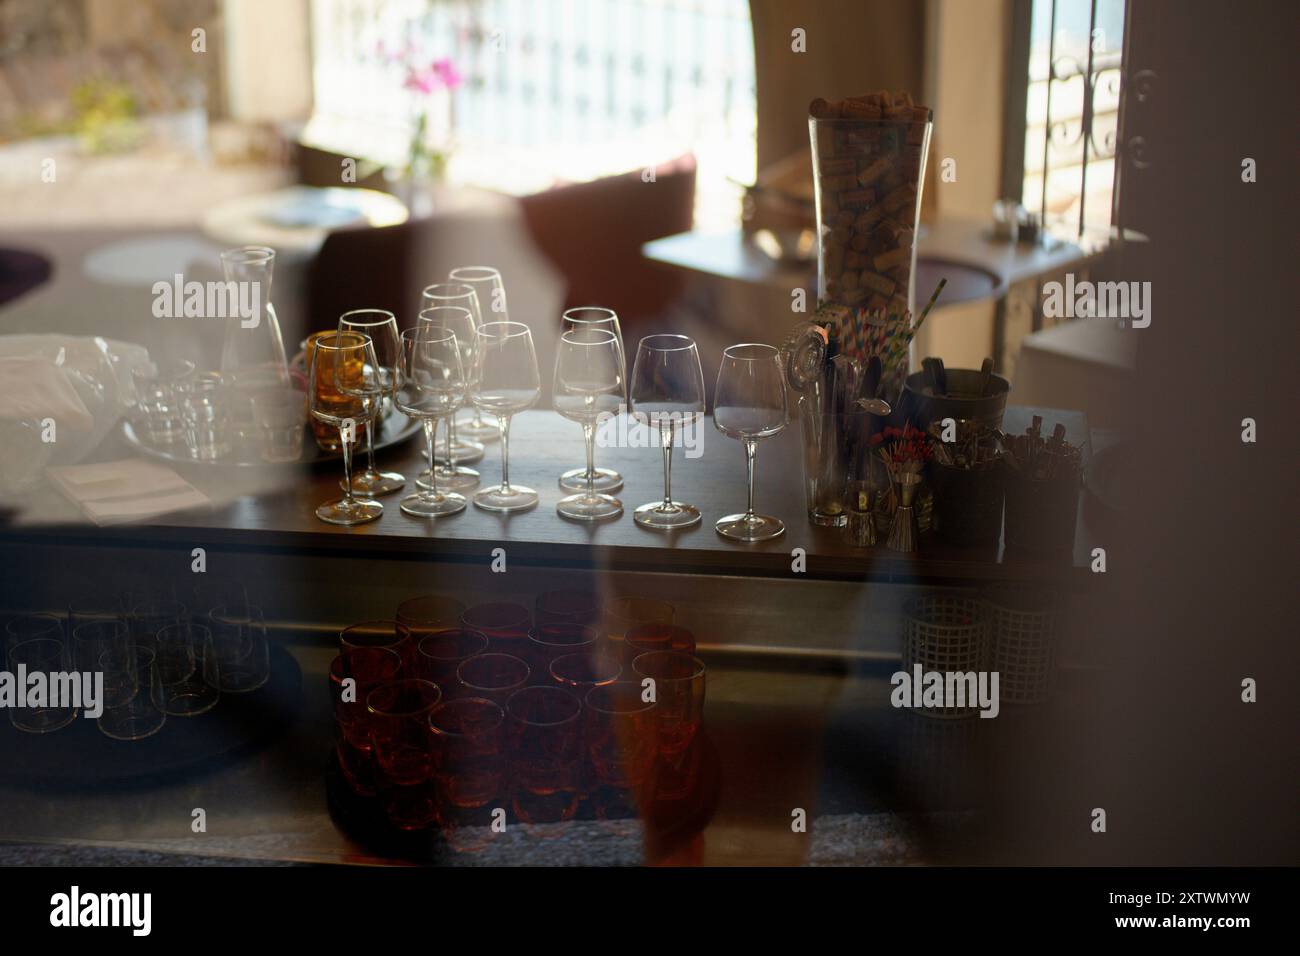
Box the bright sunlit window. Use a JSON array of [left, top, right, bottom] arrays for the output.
[[1022, 0, 1126, 241], [308, 0, 757, 228]]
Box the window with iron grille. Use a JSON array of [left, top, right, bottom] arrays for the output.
[[996, 0, 1130, 376], [307, 0, 757, 228], [1007, 0, 1128, 247]]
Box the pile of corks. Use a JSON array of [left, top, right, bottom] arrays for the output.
[[809, 92, 931, 316]]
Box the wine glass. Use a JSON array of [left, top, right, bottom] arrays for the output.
[[712, 343, 789, 541], [416, 301, 482, 492], [553, 328, 624, 521], [448, 266, 508, 442], [558, 307, 625, 494], [470, 321, 540, 512], [337, 309, 405, 496], [308, 332, 384, 525], [421, 283, 489, 466], [395, 326, 468, 517], [628, 334, 705, 530]]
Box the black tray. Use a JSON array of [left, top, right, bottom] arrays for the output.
[[0, 642, 301, 790]]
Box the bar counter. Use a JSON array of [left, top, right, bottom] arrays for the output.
[[0, 404, 1103, 866]]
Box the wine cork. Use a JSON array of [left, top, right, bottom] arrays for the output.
[[861, 271, 896, 296], [841, 270, 860, 291], [844, 250, 866, 270], [843, 129, 883, 151], [822, 172, 858, 193], [873, 246, 909, 272], [820, 157, 857, 176], [849, 232, 870, 252], [857, 156, 891, 187], [881, 220, 911, 244], [838, 188, 876, 206], [854, 206, 886, 231], [809, 97, 836, 119], [842, 98, 882, 120], [882, 183, 916, 214]]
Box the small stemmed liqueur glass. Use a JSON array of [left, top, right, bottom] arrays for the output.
[[470, 321, 541, 513], [308, 331, 385, 525], [448, 266, 508, 442], [553, 328, 625, 521], [629, 334, 706, 530], [420, 283, 487, 471], [713, 343, 789, 541], [416, 303, 481, 493], [338, 309, 405, 496], [395, 326, 468, 517], [558, 307, 625, 494]]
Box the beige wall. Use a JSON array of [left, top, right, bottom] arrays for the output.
[[750, 0, 926, 170], [222, 0, 313, 123], [926, 0, 1007, 221], [912, 0, 1009, 367]]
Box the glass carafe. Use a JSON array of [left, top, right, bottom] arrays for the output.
[[219, 246, 289, 439]]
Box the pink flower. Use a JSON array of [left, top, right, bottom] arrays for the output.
[[402, 70, 438, 94], [431, 57, 463, 90], [401, 57, 463, 95]]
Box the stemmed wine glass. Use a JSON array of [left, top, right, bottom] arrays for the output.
[[420, 283, 486, 471], [448, 266, 507, 442], [395, 326, 468, 517], [713, 343, 789, 541], [416, 299, 482, 493], [558, 307, 625, 494], [470, 321, 541, 512], [337, 309, 405, 496], [308, 332, 384, 525], [629, 334, 705, 530], [553, 328, 625, 521]]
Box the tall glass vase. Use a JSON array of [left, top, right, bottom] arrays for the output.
[[809, 111, 932, 400], [219, 246, 289, 440]]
